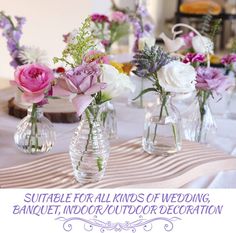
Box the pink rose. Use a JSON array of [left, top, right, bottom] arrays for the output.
[[13, 64, 54, 104], [111, 11, 127, 23], [53, 62, 107, 116]]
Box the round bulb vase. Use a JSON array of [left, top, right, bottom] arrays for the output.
[[14, 104, 56, 154]]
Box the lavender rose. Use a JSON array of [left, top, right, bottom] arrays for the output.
[[196, 67, 234, 95], [53, 62, 107, 116]]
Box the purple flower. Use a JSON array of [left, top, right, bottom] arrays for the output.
[[91, 14, 109, 23], [183, 53, 205, 64], [221, 54, 236, 66], [15, 16, 26, 28], [0, 12, 25, 68], [196, 67, 234, 94], [137, 5, 148, 17], [53, 62, 107, 116]]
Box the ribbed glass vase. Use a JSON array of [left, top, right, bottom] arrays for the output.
[[69, 104, 110, 184], [14, 104, 56, 154]]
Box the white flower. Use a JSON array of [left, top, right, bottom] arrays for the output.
[[192, 35, 214, 54], [18, 46, 47, 64], [102, 64, 135, 98], [157, 61, 196, 93], [138, 36, 156, 50]]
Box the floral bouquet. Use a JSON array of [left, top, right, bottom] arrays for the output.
[[133, 44, 196, 154], [53, 17, 134, 183], [161, 22, 234, 143], [111, 0, 155, 52], [12, 63, 56, 153], [90, 11, 129, 53]]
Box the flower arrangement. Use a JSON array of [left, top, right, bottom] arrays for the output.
[[132, 44, 196, 153], [53, 18, 134, 116], [12, 63, 56, 153], [128, 1, 155, 52], [0, 11, 47, 68], [90, 11, 129, 52], [161, 22, 234, 142], [110, 0, 155, 52], [53, 17, 134, 176]]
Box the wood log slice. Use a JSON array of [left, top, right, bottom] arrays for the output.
[[8, 98, 80, 123]]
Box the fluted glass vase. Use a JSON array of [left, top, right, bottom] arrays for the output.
[[182, 93, 217, 144], [142, 94, 182, 155], [69, 104, 110, 184], [14, 104, 56, 154]]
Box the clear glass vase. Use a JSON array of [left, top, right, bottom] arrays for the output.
[[14, 104, 56, 154], [69, 104, 110, 184], [181, 93, 217, 144], [100, 101, 117, 140], [142, 94, 182, 155], [225, 86, 236, 119]]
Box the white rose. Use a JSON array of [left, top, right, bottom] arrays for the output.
[[138, 37, 156, 50], [192, 35, 214, 54], [102, 64, 135, 98], [157, 61, 196, 93]]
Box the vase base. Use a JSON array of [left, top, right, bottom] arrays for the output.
[[142, 139, 181, 156], [73, 171, 105, 185]]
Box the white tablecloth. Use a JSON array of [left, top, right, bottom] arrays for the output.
[[0, 86, 236, 188]]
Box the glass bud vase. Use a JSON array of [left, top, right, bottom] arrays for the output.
[[182, 94, 217, 144], [142, 94, 182, 155], [100, 101, 117, 140], [69, 104, 110, 184], [14, 104, 56, 154]]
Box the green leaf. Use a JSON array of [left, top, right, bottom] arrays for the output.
[[132, 88, 157, 101], [47, 96, 60, 100], [97, 157, 103, 172]]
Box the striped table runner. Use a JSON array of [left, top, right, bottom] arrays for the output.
[[0, 138, 236, 188]]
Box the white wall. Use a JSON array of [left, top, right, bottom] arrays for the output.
[[0, 0, 176, 79], [0, 0, 111, 79]]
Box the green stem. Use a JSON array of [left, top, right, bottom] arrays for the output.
[[198, 91, 209, 142], [28, 103, 39, 153], [153, 93, 166, 143], [164, 105, 178, 146]]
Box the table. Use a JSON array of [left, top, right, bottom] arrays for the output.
[[1, 84, 236, 188]]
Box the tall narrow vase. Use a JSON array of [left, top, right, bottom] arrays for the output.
[[69, 104, 110, 184], [142, 94, 182, 155], [14, 104, 56, 154]]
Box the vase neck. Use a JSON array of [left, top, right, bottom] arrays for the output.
[[27, 104, 43, 118], [83, 104, 103, 122], [156, 94, 171, 105]]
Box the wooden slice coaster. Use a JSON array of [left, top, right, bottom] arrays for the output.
[[8, 98, 80, 123]]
